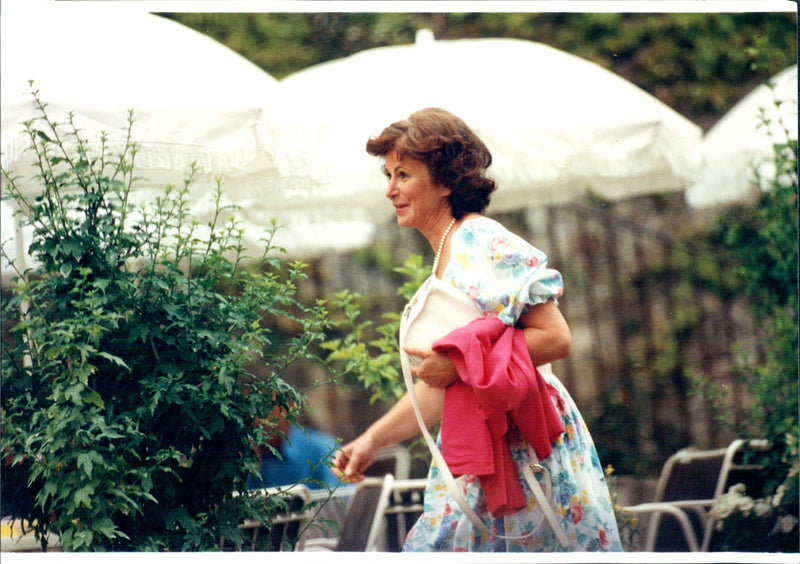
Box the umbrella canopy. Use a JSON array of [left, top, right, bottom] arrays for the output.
[[271, 30, 703, 251], [685, 65, 798, 208], [1, 0, 288, 272]]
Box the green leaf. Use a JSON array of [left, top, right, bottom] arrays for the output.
[[77, 452, 95, 478], [35, 129, 53, 142], [97, 352, 130, 371], [84, 390, 105, 409], [95, 517, 125, 540], [73, 484, 95, 508], [64, 382, 85, 405], [39, 481, 59, 506]]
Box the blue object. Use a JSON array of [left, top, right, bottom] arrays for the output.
[[247, 425, 339, 490]]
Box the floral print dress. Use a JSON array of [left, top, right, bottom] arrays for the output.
[[402, 216, 623, 552]]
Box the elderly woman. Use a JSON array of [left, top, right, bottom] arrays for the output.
[[332, 108, 622, 552]]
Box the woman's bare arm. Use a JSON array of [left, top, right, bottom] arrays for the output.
[[332, 380, 443, 482], [517, 299, 572, 365], [407, 299, 571, 389]]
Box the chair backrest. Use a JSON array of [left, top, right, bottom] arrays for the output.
[[701, 438, 769, 551], [648, 439, 769, 551], [647, 445, 727, 551], [714, 439, 770, 498], [381, 478, 427, 552], [336, 475, 395, 552], [266, 485, 313, 551], [655, 447, 728, 503], [225, 484, 312, 551], [366, 445, 411, 481]]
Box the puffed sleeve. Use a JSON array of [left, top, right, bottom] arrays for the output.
[[443, 217, 564, 326]]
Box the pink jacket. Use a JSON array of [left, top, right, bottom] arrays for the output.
[[432, 316, 565, 517]]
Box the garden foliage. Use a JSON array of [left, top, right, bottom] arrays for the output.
[[694, 76, 798, 551], [0, 91, 333, 551], [323, 253, 430, 405]]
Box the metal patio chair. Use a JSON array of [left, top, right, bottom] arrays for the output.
[[381, 478, 427, 552], [301, 474, 396, 552], [221, 484, 312, 551], [367, 445, 412, 481], [624, 438, 768, 551]]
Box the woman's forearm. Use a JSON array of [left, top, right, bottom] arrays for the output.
[[363, 380, 443, 449]]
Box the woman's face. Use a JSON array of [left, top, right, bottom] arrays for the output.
[[383, 149, 451, 232]]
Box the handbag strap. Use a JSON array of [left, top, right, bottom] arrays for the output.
[[520, 445, 570, 547], [400, 349, 569, 547]]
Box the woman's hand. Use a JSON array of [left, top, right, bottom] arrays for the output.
[[332, 433, 379, 483], [403, 346, 460, 388], [333, 382, 446, 483]]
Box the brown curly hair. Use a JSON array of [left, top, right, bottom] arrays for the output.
[[365, 108, 496, 219]]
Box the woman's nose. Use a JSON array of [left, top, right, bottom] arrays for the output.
[[385, 177, 396, 198]]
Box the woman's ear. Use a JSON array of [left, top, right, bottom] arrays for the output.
[[437, 182, 452, 198]]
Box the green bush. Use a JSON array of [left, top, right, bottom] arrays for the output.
[[709, 452, 799, 552], [709, 114, 796, 467], [692, 75, 798, 550], [0, 91, 333, 551], [323, 253, 430, 405]]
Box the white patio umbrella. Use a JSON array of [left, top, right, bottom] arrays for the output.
[[1, 0, 288, 273], [0, 199, 34, 282], [685, 65, 797, 208], [271, 30, 703, 251]]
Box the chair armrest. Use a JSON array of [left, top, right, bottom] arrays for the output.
[[624, 502, 701, 551], [299, 537, 338, 551], [652, 499, 713, 523]]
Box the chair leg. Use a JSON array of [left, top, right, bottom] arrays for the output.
[[630, 504, 700, 551]]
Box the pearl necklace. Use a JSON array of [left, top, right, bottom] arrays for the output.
[[432, 217, 456, 275]]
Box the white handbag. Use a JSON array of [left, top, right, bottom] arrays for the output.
[[399, 276, 569, 547], [401, 276, 482, 364]]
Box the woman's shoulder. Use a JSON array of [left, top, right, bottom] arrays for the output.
[[457, 215, 532, 252], [458, 215, 505, 242], [460, 214, 502, 233]]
